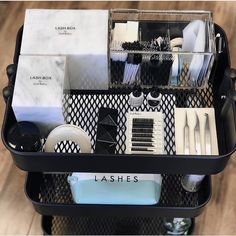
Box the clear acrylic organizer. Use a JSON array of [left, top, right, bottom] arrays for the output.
[[109, 10, 216, 89]]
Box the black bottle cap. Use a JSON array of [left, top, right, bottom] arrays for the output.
[[7, 121, 42, 152], [133, 89, 142, 97], [150, 89, 160, 98]]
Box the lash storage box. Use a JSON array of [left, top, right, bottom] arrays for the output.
[[20, 9, 109, 90], [110, 10, 216, 89], [12, 55, 69, 136]]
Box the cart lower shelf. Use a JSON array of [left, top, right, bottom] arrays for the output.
[[42, 215, 195, 235], [26, 173, 211, 217]]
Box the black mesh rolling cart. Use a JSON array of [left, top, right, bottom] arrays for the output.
[[2, 9, 236, 235]]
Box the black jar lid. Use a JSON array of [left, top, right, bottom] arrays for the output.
[[132, 86, 142, 97], [150, 89, 160, 98], [7, 121, 42, 152]]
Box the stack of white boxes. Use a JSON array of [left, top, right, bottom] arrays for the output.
[[12, 9, 109, 136]]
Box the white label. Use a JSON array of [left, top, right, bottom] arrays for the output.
[[54, 26, 77, 36]]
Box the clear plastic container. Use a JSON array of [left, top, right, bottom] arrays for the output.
[[109, 10, 216, 89]]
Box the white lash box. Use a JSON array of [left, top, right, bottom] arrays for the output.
[[20, 9, 109, 90], [12, 55, 68, 136]]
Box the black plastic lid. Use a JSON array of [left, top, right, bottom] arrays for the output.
[[7, 121, 42, 152], [150, 89, 160, 98]]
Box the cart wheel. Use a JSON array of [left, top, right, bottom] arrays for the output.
[[163, 217, 194, 235]]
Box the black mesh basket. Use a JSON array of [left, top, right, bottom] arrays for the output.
[[42, 215, 195, 235], [25, 172, 211, 218], [1, 24, 236, 174]]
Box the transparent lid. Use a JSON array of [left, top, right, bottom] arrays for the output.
[[110, 9, 216, 54]]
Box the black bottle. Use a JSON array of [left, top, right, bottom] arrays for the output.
[[129, 87, 144, 107], [147, 89, 162, 107]]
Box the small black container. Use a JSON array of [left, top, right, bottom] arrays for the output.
[[7, 121, 42, 152]]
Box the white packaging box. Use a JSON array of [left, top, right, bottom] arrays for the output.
[[20, 9, 109, 90], [12, 55, 68, 136]]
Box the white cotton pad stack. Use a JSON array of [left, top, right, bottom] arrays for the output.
[[111, 21, 139, 62], [126, 21, 139, 42]]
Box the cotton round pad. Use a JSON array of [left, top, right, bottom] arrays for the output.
[[44, 124, 91, 153]]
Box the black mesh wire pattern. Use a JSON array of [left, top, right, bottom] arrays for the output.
[[39, 173, 199, 208], [49, 215, 167, 235], [40, 89, 210, 235], [59, 85, 213, 155]]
